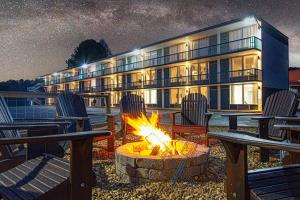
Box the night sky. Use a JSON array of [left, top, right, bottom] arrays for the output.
[[1, 0, 300, 81]]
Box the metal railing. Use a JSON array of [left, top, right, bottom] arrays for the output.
[[44, 37, 262, 86], [47, 69, 262, 93]]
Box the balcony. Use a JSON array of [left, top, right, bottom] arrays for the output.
[[144, 80, 161, 88], [127, 81, 143, 90], [43, 37, 262, 86]]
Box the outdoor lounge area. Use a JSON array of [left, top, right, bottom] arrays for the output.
[[0, 90, 300, 200]]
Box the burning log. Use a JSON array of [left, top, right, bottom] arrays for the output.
[[150, 145, 160, 155]]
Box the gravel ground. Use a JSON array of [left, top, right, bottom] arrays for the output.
[[86, 127, 282, 200]]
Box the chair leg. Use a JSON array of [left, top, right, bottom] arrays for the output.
[[107, 137, 115, 152], [205, 133, 209, 147], [172, 131, 176, 140], [123, 123, 127, 144]]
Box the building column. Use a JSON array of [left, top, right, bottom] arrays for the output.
[[218, 85, 221, 110]]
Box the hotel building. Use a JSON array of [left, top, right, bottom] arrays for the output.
[[41, 16, 289, 111]]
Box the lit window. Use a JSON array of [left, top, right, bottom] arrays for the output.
[[231, 57, 243, 77], [244, 55, 256, 70], [230, 85, 243, 104], [230, 84, 258, 105], [150, 90, 157, 104], [144, 89, 157, 104], [244, 84, 258, 104]]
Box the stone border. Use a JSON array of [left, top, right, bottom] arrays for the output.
[[115, 140, 210, 183]]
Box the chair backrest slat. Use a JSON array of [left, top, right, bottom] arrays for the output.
[[263, 90, 299, 140], [56, 93, 92, 132], [181, 93, 208, 126], [120, 94, 146, 117], [0, 96, 23, 159]]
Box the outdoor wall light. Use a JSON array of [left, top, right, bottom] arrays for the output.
[[132, 49, 140, 55], [243, 16, 256, 25], [81, 64, 88, 68]]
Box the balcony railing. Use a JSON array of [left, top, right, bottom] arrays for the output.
[[44, 37, 262, 86], [54, 69, 262, 93]]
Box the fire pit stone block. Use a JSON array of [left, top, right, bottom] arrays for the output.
[[115, 140, 210, 183]]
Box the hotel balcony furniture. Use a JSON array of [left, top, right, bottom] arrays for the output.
[[171, 93, 212, 146], [222, 90, 299, 162], [56, 92, 115, 153], [0, 130, 111, 200], [209, 131, 300, 200]]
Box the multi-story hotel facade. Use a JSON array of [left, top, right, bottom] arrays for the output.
[[41, 16, 289, 111]]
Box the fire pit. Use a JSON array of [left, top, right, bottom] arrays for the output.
[[115, 113, 210, 183]]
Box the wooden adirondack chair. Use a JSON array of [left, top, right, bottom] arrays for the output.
[[171, 93, 212, 146], [209, 131, 300, 200], [55, 93, 115, 153], [0, 130, 111, 200], [119, 94, 147, 144], [223, 90, 299, 161], [0, 97, 70, 170]]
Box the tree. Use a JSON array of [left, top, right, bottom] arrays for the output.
[[66, 39, 112, 68]]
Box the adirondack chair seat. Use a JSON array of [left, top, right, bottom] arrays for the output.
[[0, 130, 111, 200], [248, 164, 300, 200], [208, 131, 300, 200], [0, 154, 71, 200]]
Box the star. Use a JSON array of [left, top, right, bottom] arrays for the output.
[[0, 0, 299, 81]]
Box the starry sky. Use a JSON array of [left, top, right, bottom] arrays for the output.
[[0, 0, 300, 81]]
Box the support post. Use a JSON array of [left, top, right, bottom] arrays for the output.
[[70, 138, 93, 200], [223, 141, 248, 200]]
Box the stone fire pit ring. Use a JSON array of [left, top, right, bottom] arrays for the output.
[[115, 140, 210, 184]]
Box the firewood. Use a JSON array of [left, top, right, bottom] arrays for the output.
[[150, 145, 160, 155]]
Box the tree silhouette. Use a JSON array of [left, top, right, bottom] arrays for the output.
[[66, 39, 112, 68]]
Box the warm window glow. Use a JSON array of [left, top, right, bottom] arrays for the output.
[[144, 89, 157, 104], [230, 85, 243, 104], [230, 84, 258, 105], [231, 57, 243, 77], [244, 84, 258, 104]]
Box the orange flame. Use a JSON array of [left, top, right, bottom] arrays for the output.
[[126, 112, 173, 154]]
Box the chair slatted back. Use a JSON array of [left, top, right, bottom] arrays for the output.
[[0, 96, 23, 159], [56, 93, 92, 132], [263, 90, 299, 140], [120, 94, 146, 117], [181, 93, 208, 126]]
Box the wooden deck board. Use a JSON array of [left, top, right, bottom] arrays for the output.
[[0, 155, 69, 200]]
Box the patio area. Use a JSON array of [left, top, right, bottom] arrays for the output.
[[89, 126, 281, 200]]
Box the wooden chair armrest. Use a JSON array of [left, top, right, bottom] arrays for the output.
[[208, 131, 300, 153], [221, 113, 262, 117], [0, 130, 110, 199], [274, 124, 300, 131], [0, 123, 62, 130], [0, 131, 111, 145], [275, 116, 300, 122], [14, 118, 69, 122], [106, 113, 120, 117], [57, 116, 90, 120], [0, 121, 70, 126], [251, 116, 274, 120], [208, 131, 300, 199]]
